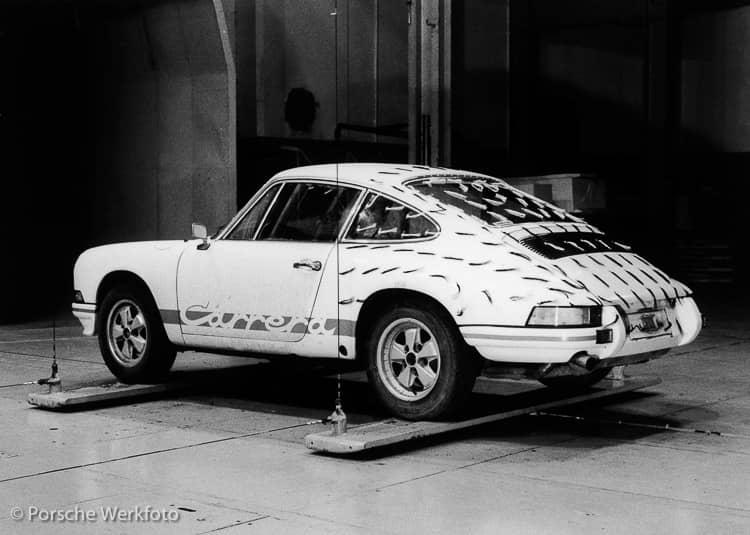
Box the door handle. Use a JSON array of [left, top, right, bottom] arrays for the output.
[[293, 260, 322, 271]]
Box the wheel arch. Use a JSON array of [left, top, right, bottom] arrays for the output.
[[95, 271, 159, 333], [354, 288, 464, 363]]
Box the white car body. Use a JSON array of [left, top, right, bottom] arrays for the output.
[[73, 164, 702, 371]]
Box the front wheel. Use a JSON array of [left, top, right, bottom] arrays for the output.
[[366, 305, 477, 420], [97, 285, 176, 383]]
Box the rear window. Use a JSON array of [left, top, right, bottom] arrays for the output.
[[408, 176, 577, 226]]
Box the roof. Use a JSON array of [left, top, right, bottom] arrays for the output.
[[272, 163, 484, 188]]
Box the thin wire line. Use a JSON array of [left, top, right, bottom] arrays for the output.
[[0, 349, 101, 366], [52, 317, 57, 368], [0, 382, 38, 389], [0, 419, 329, 485], [334, 0, 342, 407]]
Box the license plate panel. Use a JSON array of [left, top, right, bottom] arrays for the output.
[[627, 309, 671, 340]]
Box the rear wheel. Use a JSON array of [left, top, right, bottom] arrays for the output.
[[538, 368, 611, 390], [97, 285, 176, 383], [366, 305, 477, 420]]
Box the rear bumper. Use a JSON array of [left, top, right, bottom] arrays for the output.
[[72, 303, 96, 336], [462, 296, 702, 365]]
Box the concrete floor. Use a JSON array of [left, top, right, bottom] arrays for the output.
[[0, 296, 749, 534]]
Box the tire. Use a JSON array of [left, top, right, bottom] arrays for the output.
[[538, 368, 611, 390], [97, 284, 176, 383], [365, 304, 477, 420]]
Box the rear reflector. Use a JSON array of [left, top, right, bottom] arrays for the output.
[[596, 329, 613, 344]]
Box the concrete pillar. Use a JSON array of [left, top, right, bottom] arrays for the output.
[[90, 0, 236, 242], [409, 0, 452, 166]]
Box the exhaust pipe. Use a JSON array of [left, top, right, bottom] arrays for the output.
[[535, 353, 602, 381], [570, 353, 600, 372]]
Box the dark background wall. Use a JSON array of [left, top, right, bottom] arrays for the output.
[[1, 4, 91, 321], [453, 0, 750, 290], [1, 0, 235, 321]]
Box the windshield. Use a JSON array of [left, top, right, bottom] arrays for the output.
[[408, 176, 577, 226]]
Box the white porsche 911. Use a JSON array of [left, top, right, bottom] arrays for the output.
[[72, 164, 702, 420]]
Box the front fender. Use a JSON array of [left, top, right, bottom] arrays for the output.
[[73, 241, 189, 341]]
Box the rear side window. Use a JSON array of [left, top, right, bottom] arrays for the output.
[[346, 193, 438, 240], [257, 182, 360, 242], [225, 184, 280, 241]]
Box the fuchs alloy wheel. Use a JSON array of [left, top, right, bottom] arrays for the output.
[[98, 285, 176, 383], [366, 304, 477, 420], [106, 299, 149, 367], [377, 318, 441, 402]]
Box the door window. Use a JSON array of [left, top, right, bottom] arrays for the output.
[[257, 182, 360, 242], [346, 193, 438, 240], [225, 184, 281, 241]]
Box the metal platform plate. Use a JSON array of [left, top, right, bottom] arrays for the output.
[[305, 376, 660, 454], [27, 382, 188, 410]]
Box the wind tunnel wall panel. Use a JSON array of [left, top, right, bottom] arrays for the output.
[[90, 0, 235, 243]]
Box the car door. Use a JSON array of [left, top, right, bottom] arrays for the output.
[[177, 180, 361, 349]]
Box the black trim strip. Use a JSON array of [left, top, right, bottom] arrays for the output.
[[159, 309, 181, 325]]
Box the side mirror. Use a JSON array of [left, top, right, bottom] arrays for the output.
[[191, 223, 210, 250], [191, 223, 208, 240]]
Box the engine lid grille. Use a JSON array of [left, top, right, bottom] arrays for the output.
[[520, 232, 631, 260]]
